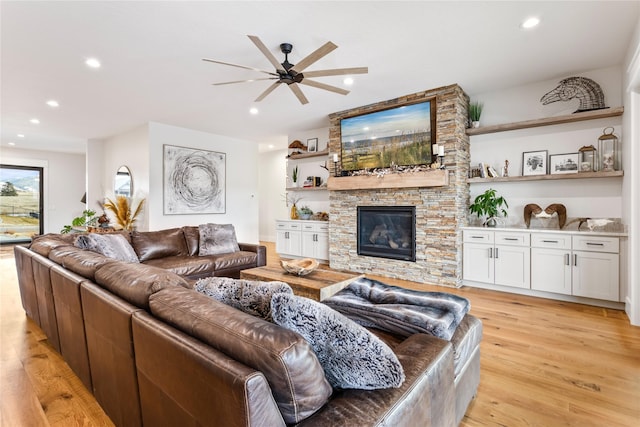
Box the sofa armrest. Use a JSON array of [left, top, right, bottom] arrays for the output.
[[297, 334, 456, 427], [238, 243, 267, 267]]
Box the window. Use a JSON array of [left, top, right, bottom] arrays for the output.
[[0, 164, 43, 244]]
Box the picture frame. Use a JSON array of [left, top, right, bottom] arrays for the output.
[[307, 138, 318, 152], [549, 152, 580, 174], [522, 150, 548, 176], [163, 144, 226, 214]]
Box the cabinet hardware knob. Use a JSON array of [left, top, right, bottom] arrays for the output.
[[565, 253, 570, 265], [542, 240, 559, 243], [586, 242, 605, 246]]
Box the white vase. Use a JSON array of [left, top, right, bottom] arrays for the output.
[[471, 121, 480, 128]]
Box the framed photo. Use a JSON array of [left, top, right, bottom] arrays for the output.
[[522, 150, 548, 176], [163, 144, 226, 214], [549, 152, 580, 174], [307, 138, 318, 152]]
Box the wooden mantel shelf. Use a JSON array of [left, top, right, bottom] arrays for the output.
[[327, 169, 449, 191], [466, 106, 624, 136]]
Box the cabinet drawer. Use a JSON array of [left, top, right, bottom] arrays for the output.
[[301, 222, 329, 232], [463, 230, 494, 244], [276, 221, 301, 231], [495, 231, 530, 246], [531, 233, 572, 249], [573, 235, 619, 253]]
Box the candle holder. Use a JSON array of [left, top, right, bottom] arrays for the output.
[[334, 160, 339, 177], [438, 155, 446, 169]]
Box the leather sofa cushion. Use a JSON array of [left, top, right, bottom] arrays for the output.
[[182, 226, 200, 256], [149, 286, 332, 424], [30, 233, 76, 257], [450, 314, 483, 377], [143, 252, 258, 278], [131, 228, 188, 262], [49, 245, 117, 281], [95, 262, 190, 309]]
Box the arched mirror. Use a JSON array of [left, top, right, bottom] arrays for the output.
[[114, 165, 133, 197]]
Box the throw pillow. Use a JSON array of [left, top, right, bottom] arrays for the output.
[[198, 223, 240, 256], [271, 293, 405, 390], [194, 277, 293, 321], [75, 233, 139, 263]]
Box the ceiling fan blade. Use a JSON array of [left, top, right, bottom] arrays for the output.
[[255, 82, 282, 102], [290, 41, 338, 73], [213, 77, 277, 86], [288, 83, 309, 105], [247, 35, 286, 73], [302, 67, 368, 78], [299, 79, 350, 95], [202, 58, 278, 76]]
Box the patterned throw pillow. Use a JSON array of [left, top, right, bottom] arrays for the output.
[[195, 277, 292, 321], [198, 223, 240, 256], [75, 233, 139, 263], [271, 293, 405, 390]]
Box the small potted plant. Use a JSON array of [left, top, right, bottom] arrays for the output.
[[469, 101, 484, 128], [292, 166, 299, 187], [298, 205, 313, 220], [469, 188, 508, 227]]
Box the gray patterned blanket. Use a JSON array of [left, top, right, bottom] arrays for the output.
[[324, 277, 470, 341]]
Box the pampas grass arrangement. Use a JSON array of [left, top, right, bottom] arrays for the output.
[[103, 195, 145, 231]]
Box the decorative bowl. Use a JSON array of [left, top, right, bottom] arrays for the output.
[[280, 258, 319, 276]]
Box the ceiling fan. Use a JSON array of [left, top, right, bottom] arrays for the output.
[[202, 35, 368, 105]]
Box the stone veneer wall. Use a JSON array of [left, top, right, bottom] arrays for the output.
[[328, 84, 470, 287]]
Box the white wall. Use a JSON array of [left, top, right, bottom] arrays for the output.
[[1, 147, 85, 233], [147, 122, 260, 244], [468, 66, 624, 226], [258, 148, 288, 242]]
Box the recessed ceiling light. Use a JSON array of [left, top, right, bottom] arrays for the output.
[[249, 107, 259, 115], [8, 142, 15, 146], [343, 77, 354, 86], [17, 134, 25, 138], [85, 58, 101, 68], [268, 144, 274, 149], [46, 100, 59, 107], [30, 118, 40, 124], [521, 17, 540, 29]]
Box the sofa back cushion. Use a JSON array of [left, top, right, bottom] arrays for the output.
[[95, 262, 190, 309], [131, 228, 188, 262], [30, 233, 76, 257], [75, 233, 140, 263], [149, 287, 332, 424], [49, 245, 117, 281], [182, 226, 200, 256]]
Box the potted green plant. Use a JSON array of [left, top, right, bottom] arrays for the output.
[[61, 209, 99, 233], [298, 205, 313, 220], [469, 101, 484, 128], [469, 188, 508, 227]]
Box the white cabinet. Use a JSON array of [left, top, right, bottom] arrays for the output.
[[301, 222, 329, 260], [531, 234, 573, 295], [276, 220, 329, 261], [276, 221, 301, 257], [463, 230, 530, 289], [572, 235, 619, 301]]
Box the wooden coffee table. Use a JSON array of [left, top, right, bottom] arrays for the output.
[[240, 265, 364, 301]]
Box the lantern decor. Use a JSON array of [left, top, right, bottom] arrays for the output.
[[578, 145, 597, 172], [597, 127, 620, 172]]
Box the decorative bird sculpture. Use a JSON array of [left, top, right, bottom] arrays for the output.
[[540, 77, 606, 113], [524, 203, 567, 229]]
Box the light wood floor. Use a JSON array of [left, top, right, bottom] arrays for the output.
[[1, 243, 639, 426]]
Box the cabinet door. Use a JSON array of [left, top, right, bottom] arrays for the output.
[[301, 232, 316, 258], [301, 232, 329, 260], [463, 243, 494, 283], [275, 229, 289, 255], [531, 248, 571, 295], [572, 251, 619, 301], [288, 230, 302, 256], [315, 232, 329, 260], [494, 245, 530, 289]]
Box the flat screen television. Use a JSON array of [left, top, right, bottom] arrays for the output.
[[340, 99, 436, 172]]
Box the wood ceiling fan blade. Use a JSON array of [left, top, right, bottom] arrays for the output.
[[288, 83, 309, 105], [302, 67, 368, 78], [202, 58, 278, 76], [290, 41, 338, 73], [213, 77, 277, 86], [299, 79, 350, 95], [255, 82, 282, 102], [247, 35, 286, 73]]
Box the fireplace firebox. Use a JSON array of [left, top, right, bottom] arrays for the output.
[[357, 206, 416, 262]]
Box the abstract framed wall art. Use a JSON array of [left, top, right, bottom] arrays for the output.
[[163, 144, 226, 214]]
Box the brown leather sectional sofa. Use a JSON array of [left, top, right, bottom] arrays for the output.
[[14, 226, 482, 426]]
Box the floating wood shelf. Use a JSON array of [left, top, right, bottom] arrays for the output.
[[287, 149, 329, 160], [466, 107, 624, 136], [328, 170, 449, 191], [467, 170, 623, 184], [285, 186, 328, 191]]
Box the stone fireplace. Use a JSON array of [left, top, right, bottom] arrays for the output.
[[327, 84, 470, 287], [357, 206, 416, 262]]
